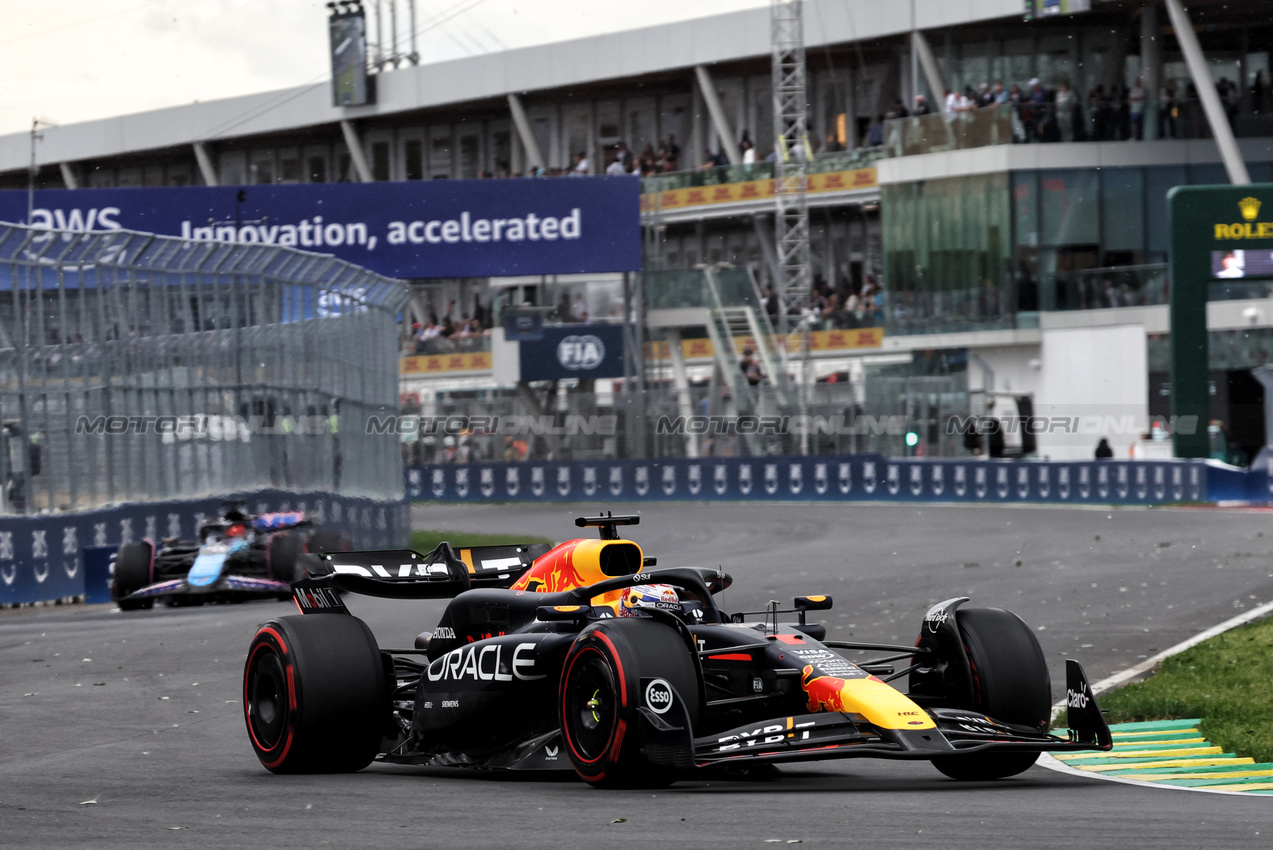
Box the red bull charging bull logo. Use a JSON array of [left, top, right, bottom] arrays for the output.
[[801, 665, 850, 713]]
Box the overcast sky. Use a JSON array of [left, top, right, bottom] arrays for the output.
[[0, 0, 770, 137]]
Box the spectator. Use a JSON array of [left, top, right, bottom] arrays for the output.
[[977, 83, 994, 108], [571, 151, 590, 176], [992, 80, 1009, 104], [885, 98, 909, 120], [700, 148, 727, 169], [1160, 80, 1180, 138], [943, 88, 959, 114], [661, 135, 681, 171], [741, 138, 757, 165], [866, 114, 885, 146], [1094, 438, 1113, 459], [605, 156, 626, 176], [615, 141, 633, 170], [912, 94, 932, 116], [1055, 82, 1077, 142], [740, 346, 764, 386], [1129, 77, 1146, 140]]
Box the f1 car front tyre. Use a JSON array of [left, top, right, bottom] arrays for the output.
[[243, 614, 387, 773], [113, 541, 154, 611], [267, 533, 304, 585], [931, 607, 1051, 781], [559, 617, 701, 789]]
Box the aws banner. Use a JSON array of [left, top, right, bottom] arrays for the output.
[[0, 176, 642, 279]]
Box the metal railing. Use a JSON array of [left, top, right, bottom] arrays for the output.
[[0, 221, 410, 514]]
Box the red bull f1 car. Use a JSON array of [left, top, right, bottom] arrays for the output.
[[242, 513, 1112, 786], [113, 503, 350, 610]]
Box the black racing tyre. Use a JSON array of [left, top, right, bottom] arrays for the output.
[[113, 541, 154, 611], [931, 607, 1051, 781], [267, 533, 304, 584], [306, 530, 351, 556], [243, 614, 387, 774], [559, 617, 701, 789]]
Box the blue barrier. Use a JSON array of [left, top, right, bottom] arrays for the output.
[[0, 489, 409, 605], [83, 546, 117, 605], [407, 455, 1238, 506]]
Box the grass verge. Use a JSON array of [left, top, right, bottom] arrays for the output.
[[1073, 615, 1273, 763], [410, 529, 555, 553]]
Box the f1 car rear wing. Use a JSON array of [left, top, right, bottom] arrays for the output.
[[307, 541, 551, 599]]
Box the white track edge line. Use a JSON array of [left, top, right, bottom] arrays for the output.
[[1040, 599, 1273, 792]]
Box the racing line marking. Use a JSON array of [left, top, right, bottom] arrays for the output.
[[1041, 598, 1273, 795]]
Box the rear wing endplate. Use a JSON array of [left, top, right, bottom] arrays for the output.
[[307, 541, 550, 600]]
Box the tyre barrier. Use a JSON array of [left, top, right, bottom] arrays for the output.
[[0, 489, 409, 605], [408, 454, 1254, 506]]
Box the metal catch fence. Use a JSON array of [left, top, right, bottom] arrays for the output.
[[0, 221, 410, 515]]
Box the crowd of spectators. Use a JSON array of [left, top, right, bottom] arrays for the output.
[[865, 70, 1270, 146], [407, 296, 493, 356], [761, 273, 885, 333]]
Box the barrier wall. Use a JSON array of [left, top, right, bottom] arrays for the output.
[[408, 455, 1254, 505], [0, 490, 409, 605]]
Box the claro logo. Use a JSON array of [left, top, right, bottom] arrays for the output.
[[645, 678, 673, 714]]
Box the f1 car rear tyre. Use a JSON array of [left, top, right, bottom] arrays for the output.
[[267, 533, 304, 584], [931, 607, 1051, 781], [307, 530, 351, 556], [243, 614, 387, 773], [559, 617, 701, 789], [113, 541, 154, 611]]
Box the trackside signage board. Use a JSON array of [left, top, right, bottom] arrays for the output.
[[519, 324, 625, 382], [0, 177, 641, 279]]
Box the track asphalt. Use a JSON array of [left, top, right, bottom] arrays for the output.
[[3, 502, 1273, 848]]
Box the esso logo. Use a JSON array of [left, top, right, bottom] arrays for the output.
[[645, 678, 673, 714], [557, 335, 605, 371]]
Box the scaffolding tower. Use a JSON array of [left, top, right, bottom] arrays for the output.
[[770, 0, 811, 335]]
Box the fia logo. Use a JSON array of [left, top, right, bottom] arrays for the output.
[[557, 335, 605, 370], [764, 463, 778, 495], [885, 464, 900, 496]]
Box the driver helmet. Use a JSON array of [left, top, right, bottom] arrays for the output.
[[618, 583, 681, 617]]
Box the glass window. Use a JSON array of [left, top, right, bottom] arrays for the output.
[[1038, 169, 1099, 246], [307, 156, 326, 183], [404, 139, 423, 180], [371, 142, 390, 181], [1100, 167, 1144, 255], [458, 135, 480, 179], [1145, 165, 1187, 260], [1013, 172, 1038, 248]]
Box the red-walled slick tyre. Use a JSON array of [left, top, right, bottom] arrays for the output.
[[243, 614, 387, 773]]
